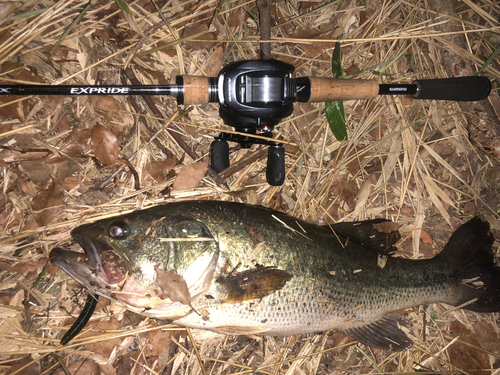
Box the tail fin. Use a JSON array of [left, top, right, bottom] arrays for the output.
[[437, 217, 500, 312]]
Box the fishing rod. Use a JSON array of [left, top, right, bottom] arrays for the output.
[[0, 59, 491, 185]]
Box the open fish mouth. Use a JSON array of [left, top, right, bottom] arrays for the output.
[[49, 233, 128, 291]]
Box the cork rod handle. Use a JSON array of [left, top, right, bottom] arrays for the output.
[[305, 77, 379, 102]]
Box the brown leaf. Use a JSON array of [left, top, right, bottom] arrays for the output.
[[21, 160, 55, 186], [227, 7, 245, 27], [83, 316, 121, 357], [0, 95, 29, 121], [5, 356, 40, 375], [205, 46, 224, 76], [330, 331, 356, 353], [55, 128, 92, 157], [31, 182, 65, 226], [89, 96, 122, 113], [245, 225, 266, 245], [372, 221, 400, 234], [144, 159, 177, 183], [53, 359, 100, 375], [471, 322, 500, 353], [11, 259, 47, 279], [172, 161, 208, 191], [448, 321, 491, 375], [182, 23, 216, 51], [146, 320, 173, 359], [154, 267, 192, 306], [91, 125, 121, 165], [289, 29, 324, 58]]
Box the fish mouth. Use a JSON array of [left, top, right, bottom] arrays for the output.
[[50, 232, 128, 290]]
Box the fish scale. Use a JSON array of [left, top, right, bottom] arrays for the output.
[[51, 201, 500, 350]]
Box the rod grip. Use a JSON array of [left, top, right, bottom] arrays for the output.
[[177, 76, 211, 105], [304, 77, 379, 102], [413, 76, 491, 101]]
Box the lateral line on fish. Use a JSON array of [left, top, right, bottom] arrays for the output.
[[271, 215, 312, 241], [159, 237, 215, 242]]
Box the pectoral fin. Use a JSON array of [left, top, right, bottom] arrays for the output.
[[343, 314, 412, 351], [216, 266, 292, 304]]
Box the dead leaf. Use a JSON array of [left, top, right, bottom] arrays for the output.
[[20, 160, 55, 186], [11, 259, 47, 280], [227, 7, 245, 27], [448, 321, 492, 375], [182, 23, 216, 51], [245, 225, 266, 244], [53, 358, 100, 375], [372, 221, 400, 234], [89, 96, 122, 113], [59, 175, 86, 191], [172, 161, 208, 191], [83, 317, 121, 356], [472, 322, 500, 353], [330, 331, 356, 353], [0, 95, 29, 121], [146, 320, 173, 359], [144, 159, 177, 183], [5, 356, 40, 375], [91, 125, 121, 165], [289, 29, 323, 58], [31, 182, 65, 226], [154, 267, 192, 306], [419, 230, 433, 245], [45, 128, 92, 163], [115, 0, 145, 37], [205, 46, 225, 76], [397, 239, 435, 259]]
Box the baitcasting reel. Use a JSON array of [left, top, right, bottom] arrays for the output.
[[0, 59, 491, 185]]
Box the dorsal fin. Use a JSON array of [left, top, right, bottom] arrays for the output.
[[327, 219, 400, 256]]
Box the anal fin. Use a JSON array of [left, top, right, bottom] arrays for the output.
[[343, 314, 412, 351]]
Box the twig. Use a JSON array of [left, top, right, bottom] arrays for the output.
[[257, 0, 272, 59]]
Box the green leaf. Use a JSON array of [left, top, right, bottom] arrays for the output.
[[49, 1, 92, 56], [115, 0, 132, 15], [476, 44, 500, 76], [114, 0, 145, 37], [326, 100, 347, 141], [326, 40, 347, 141], [244, 7, 260, 32], [331, 41, 343, 78]]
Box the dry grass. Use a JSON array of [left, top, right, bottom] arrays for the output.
[[1, 0, 500, 374]]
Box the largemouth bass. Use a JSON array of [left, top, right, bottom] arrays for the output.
[[50, 201, 500, 350]]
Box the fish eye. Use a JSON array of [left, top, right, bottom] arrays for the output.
[[109, 223, 129, 239]]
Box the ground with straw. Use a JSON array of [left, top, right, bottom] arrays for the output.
[[0, 0, 500, 374]]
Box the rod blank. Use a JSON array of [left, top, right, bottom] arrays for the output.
[[0, 84, 180, 96]]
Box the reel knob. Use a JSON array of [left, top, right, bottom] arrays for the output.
[[266, 145, 285, 186], [210, 139, 230, 173]]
